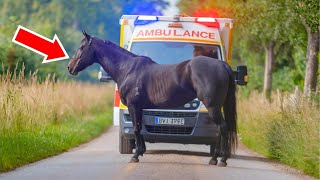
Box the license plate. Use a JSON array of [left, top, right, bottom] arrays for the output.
[[155, 117, 185, 125]]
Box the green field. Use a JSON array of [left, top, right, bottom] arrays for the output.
[[0, 71, 115, 172], [0, 111, 112, 172]]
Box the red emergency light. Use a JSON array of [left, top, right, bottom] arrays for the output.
[[195, 17, 220, 28]]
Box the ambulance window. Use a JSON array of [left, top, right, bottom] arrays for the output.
[[130, 42, 222, 64]]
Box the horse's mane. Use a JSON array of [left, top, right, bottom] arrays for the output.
[[104, 39, 157, 65], [103, 39, 136, 57], [137, 55, 157, 64]]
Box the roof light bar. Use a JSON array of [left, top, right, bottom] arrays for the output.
[[134, 16, 159, 26], [195, 17, 219, 28], [137, 16, 158, 21], [196, 17, 216, 23]]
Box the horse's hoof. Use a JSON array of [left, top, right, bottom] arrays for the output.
[[217, 161, 227, 167], [129, 158, 139, 163], [137, 149, 145, 156], [136, 150, 143, 156], [209, 158, 218, 165]]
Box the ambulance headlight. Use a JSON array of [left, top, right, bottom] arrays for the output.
[[184, 103, 191, 108], [199, 102, 208, 112], [98, 71, 102, 79]]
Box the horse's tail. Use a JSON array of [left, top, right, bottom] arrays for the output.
[[223, 63, 238, 157]]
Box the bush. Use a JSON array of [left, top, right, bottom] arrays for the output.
[[238, 92, 320, 178]]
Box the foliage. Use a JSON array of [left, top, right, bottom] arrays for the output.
[[237, 92, 320, 178], [0, 0, 168, 81], [288, 0, 320, 33], [178, 0, 310, 93], [0, 111, 113, 172], [0, 67, 114, 132], [179, 1, 319, 177], [0, 69, 114, 171]]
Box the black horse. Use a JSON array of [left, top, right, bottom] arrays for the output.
[[68, 32, 237, 166]]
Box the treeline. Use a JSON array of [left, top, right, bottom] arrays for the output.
[[179, 0, 319, 96], [0, 0, 167, 81], [178, 1, 319, 177]]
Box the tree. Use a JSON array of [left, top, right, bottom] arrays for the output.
[[0, 0, 168, 81], [288, 0, 319, 95], [179, 0, 317, 96], [179, 0, 291, 98]]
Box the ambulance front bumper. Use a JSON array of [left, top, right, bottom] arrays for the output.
[[120, 110, 219, 145]]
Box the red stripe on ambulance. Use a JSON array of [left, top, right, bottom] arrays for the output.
[[114, 88, 120, 107]]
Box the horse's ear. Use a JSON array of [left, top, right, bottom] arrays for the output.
[[82, 30, 91, 41]]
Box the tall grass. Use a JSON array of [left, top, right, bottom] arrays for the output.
[[0, 68, 114, 132], [0, 67, 115, 172], [238, 91, 320, 178]]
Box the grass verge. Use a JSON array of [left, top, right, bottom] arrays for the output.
[[0, 68, 115, 172], [0, 110, 113, 172], [238, 91, 319, 178]]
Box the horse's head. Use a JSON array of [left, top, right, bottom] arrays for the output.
[[68, 31, 96, 75], [193, 46, 218, 59]]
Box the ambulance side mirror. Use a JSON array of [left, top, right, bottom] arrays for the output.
[[234, 65, 248, 86], [98, 66, 112, 82]]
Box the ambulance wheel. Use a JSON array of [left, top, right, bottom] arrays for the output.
[[119, 132, 135, 154]]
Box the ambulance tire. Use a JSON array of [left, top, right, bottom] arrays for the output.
[[119, 132, 134, 154], [210, 144, 215, 156]]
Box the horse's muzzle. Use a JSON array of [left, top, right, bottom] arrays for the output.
[[70, 70, 78, 75], [67, 66, 78, 75]]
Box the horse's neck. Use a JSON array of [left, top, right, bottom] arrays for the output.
[[96, 43, 135, 83]]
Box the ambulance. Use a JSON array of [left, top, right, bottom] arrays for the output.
[[99, 15, 248, 154]]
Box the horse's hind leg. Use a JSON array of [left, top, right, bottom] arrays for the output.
[[217, 120, 229, 167], [207, 107, 224, 166], [209, 131, 220, 165]]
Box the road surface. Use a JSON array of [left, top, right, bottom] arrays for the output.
[[0, 127, 314, 180]]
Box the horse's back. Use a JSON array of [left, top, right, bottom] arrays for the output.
[[190, 56, 229, 82], [141, 60, 196, 108], [189, 56, 230, 105]]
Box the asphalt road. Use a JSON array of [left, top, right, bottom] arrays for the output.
[[0, 127, 314, 180]]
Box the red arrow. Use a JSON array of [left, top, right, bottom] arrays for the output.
[[12, 25, 69, 63]]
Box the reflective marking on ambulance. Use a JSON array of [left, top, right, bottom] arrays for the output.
[[131, 21, 222, 45], [135, 29, 216, 39]]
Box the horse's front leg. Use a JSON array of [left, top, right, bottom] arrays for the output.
[[128, 105, 145, 163]]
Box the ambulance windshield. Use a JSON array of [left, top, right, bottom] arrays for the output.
[[130, 42, 222, 64]]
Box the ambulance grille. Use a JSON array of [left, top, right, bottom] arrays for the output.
[[143, 111, 198, 118], [124, 111, 198, 122], [145, 125, 194, 135]]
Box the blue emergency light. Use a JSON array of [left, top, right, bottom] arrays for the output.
[[134, 16, 159, 26]]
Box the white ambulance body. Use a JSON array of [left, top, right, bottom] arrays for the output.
[[99, 15, 247, 154], [113, 15, 234, 125]]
